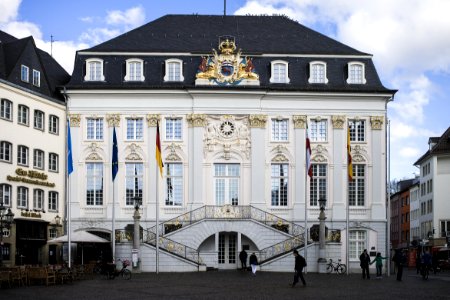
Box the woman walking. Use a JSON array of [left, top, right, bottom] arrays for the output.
[[370, 252, 387, 278]]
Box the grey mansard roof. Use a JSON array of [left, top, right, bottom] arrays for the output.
[[67, 14, 396, 94], [0, 30, 70, 101]]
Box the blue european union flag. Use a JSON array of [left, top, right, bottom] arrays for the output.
[[112, 127, 118, 181], [67, 119, 74, 175]]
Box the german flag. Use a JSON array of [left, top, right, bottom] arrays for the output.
[[347, 125, 353, 181], [156, 121, 164, 177]]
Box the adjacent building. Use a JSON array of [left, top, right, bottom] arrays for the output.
[[64, 15, 395, 272], [0, 30, 70, 265]]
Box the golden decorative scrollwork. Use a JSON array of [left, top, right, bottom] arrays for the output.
[[370, 116, 384, 130], [146, 114, 160, 127], [68, 114, 81, 127], [292, 115, 307, 129], [186, 114, 207, 127], [331, 115, 346, 129], [248, 114, 267, 128], [106, 114, 120, 127]]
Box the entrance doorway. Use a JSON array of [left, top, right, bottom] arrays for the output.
[[218, 232, 237, 269]]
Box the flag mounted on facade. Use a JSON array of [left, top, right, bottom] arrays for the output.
[[347, 125, 353, 181], [306, 123, 312, 177], [67, 119, 74, 175], [112, 127, 119, 181], [156, 121, 164, 177]]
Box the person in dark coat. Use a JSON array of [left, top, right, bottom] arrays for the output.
[[291, 250, 306, 287], [239, 249, 248, 270], [359, 249, 371, 279], [249, 252, 258, 275], [393, 249, 407, 281]]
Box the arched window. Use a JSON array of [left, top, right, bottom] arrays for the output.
[[164, 59, 184, 82], [270, 60, 290, 83], [84, 58, 105, 81], [308, 61, 328, 84], [1, 98, 12, 121], [347, 62, 366, 84], [0, 184, 12, 206], [124, 58, 145, 81]]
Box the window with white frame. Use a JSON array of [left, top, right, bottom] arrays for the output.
[[34, 110, 44, 130], [308, 62, 328, 84], [32, 69, 40, 87], [33, 149, 44, 170], [126, 118, 143, 140], [33, 189, 44, 210], [271, 164, 288, 206], [18, 105, 29, 125], [86, 163, 103, 205], [349, 230, 367, 259], [17, 186, 28, 208], [165, 118, 182, 141], [17, 145, 29, 166], [49, 228, 58, 239], [164, 59, 184, 82], [347, 62, 366, 84], [349, 164, 365, 206], [0, 141, 12, 163], [124, 59, 145, 81], [49, 153, 58, 172], [310, 119, 327, 142], [48, 191, 58, 211], [349, 120, 365, 142], [165, 163, 183, 206], [0, 184, 11, 206], [271, 118, 288, 141], [270, 61, 290, 83], [1, 99, 12, 121], [125, 163, 143, 206], [310, 164, 327, 206], [86, 118, 103, 140], [21, 65, 29, 82], [49, 115, 59, 134], [84, 58, 105, 81], [214, 164, 240, 206]]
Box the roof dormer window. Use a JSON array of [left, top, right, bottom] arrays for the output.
[[124, 59, 145, 82], [21, 65, 29, 82], [270, 60, 290, 84], [84, 58, 105, 81], [308, 61, 328, 84], [33, 69, 41, 87], [164, 59, 184, 82], [347, 62, 366, 84]]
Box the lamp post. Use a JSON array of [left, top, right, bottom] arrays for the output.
[[132, 196, 142, 271], [0, 202, 15, 267], [318, 198, 327, 272]]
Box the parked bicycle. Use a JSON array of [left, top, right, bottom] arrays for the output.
[[326, 258, 347, 275], [105, 259, 132, 280]]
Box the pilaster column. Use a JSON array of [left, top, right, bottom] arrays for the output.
[[68, 114, 81, 220], [106, 114, 121, 220], [293, 115, 307, 220], [249, 114, 267, 208], [187, 114, 206, 209], [370, 116, 385, 218], [331, 115, 346, 219], [146, 114, 160, 220]]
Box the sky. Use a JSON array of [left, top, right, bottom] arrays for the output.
[[1, 0, 449, 181]]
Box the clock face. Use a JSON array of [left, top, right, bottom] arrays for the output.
[[220, 120, 235, 137]]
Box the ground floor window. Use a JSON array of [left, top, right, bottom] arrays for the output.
[[349, 230, 366, 259]]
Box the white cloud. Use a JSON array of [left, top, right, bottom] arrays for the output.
[[0, 20, 42, 39], [399, 147, 421, 158], [80, 16, 94, 23], [0, 0, 20, 23], [106, 5, 145, 29], [79, 27, 121, 45]]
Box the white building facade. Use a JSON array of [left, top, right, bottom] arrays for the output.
[[64, 15, 395, 272]]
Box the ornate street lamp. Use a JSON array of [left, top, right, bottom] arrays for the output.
[[0, 202, 15, 266], [318, 198, 327, 270], [132, 196, 142, 270]]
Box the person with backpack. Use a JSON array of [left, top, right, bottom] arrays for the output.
[[291, 249, 307, 287]]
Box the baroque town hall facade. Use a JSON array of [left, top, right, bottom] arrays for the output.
[[64, 15, 395, 272]]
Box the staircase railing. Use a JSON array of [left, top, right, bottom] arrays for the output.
[[258, 235, 305, 263], [148, 205, 304, 237]]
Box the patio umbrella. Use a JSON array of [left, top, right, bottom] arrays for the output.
[[49, 231, 109, 264]]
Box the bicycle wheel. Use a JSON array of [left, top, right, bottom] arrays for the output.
[[337, 264, 347, 275], [326, 264, 333, 274], [122, 269, 131, 280]]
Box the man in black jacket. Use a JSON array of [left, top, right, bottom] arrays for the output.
[[291, 250, 306, 287], [360, 249, 371, 279]]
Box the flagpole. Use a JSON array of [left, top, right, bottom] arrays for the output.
[[66, 118, 73, 269], [304, 124, 310, 272], [112, 127, 119, 263], [156, 165, 159, 274], [346, 124, 352, 275]]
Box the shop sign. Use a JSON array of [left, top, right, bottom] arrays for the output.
[[6, 168, 55, 187]]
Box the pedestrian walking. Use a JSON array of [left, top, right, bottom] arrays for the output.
[[359, 249, 371, 279], [290, 250, 306, 287], [370, 252, 387, 278], [393, 249, 407, 281], [249, 252, 258, 275], [239, 249, 248, 270]]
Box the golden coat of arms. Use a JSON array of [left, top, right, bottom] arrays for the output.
[[196, 36, 259, 85]]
